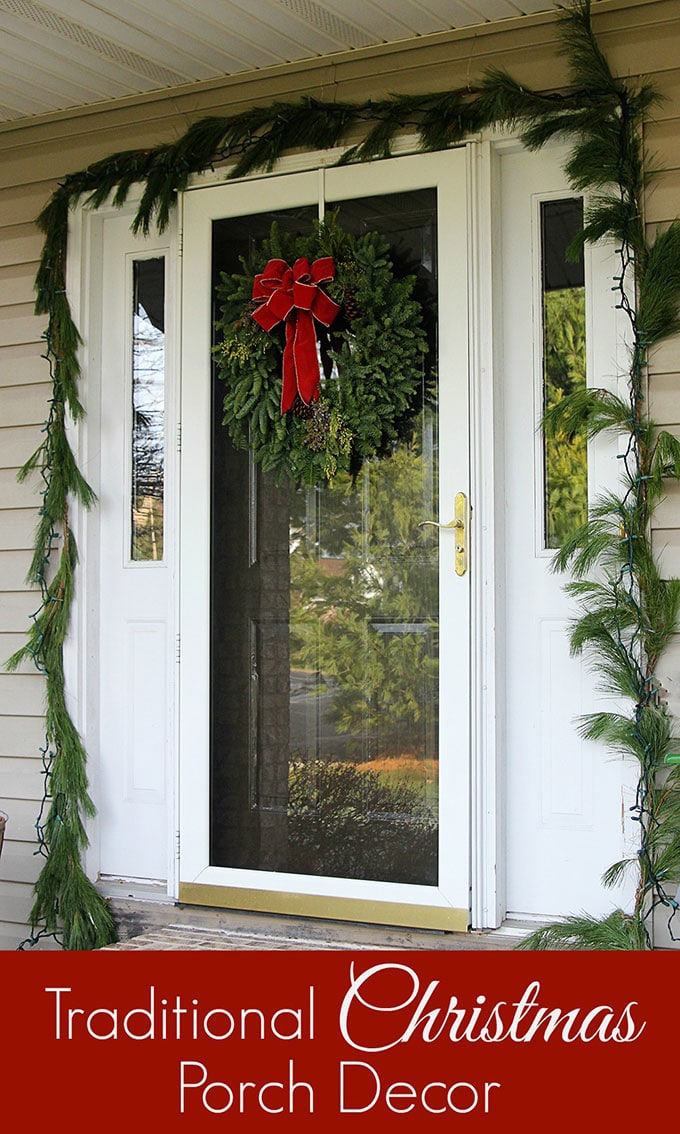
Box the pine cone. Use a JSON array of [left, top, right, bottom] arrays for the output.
[[343, 288, 361, 323], [303, 400, 332, 451], [292, 393, 314, 419]]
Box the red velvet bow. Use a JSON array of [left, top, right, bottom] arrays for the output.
[[252, 256, 340, 413]]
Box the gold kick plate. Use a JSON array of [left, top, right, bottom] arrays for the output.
[[419, 491, 468, 576]]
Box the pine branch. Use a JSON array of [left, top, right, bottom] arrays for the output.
[[559, 1, 623, 96], [637, 221, 680, 345], [602, 858, 636, 888], [516, 910, 647, 950], [542, 386, 632, 440]]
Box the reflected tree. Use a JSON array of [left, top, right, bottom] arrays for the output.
[[290, 417, 438, 762], [543, 286, 588, 549]]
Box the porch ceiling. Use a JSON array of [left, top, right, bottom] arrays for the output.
[[0, 0, 563, 124]]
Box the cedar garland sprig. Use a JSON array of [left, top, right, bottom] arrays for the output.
[[7, 331, 116, 949]]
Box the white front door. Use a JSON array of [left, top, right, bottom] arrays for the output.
[[178, 150, 471, 929], [498, 143, 636, 920], [88, 209, 177, 886]]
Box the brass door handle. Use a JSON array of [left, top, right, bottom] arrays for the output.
[[419, 492, 467, 576], [419, 519, 463, 530]]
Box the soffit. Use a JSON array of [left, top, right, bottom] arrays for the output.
[[0, 0, 563, 123]]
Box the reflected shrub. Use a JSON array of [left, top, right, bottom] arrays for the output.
[[287, 759, 437, 885]]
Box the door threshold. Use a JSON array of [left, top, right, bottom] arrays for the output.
[[99, 877, 173, 904], [101, 885, 513, 950], [486, 919, 539, 941]]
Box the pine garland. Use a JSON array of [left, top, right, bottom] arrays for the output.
[[516, 1, 680, 949], [7, 206, 116, 949], [11, 0, 680, 948]]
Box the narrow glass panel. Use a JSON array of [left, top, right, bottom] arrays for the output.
[[541, 198, 587, 549], [131, 257, 165, 561], [210, 193, 438, 885]]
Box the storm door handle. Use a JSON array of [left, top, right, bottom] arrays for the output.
[[419, 492, 468, 576]]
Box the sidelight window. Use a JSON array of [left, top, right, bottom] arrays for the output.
[[540, 198, 587, 549], [131, 256, 166, 561]]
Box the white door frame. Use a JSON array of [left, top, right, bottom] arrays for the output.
[[467, 138, 504, 929], [66, 136, 626, 931]]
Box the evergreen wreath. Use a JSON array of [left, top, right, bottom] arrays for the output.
[[10, 0, 680, 949], [214, 215, 429, 484]]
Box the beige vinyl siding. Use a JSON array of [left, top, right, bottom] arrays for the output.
[[0, 0, 678, 948], [641, 9, 680, 950], [0, 0, 51, 937], [0, 171, 48, 946], [0, 464, 46, 948], [646, 27, 680, 650]]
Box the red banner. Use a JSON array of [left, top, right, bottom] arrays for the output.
[[1, 950, 673, 1131]]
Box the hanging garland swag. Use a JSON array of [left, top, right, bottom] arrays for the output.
[[10, 0, 680, 949], [214, 217, 428, 484]]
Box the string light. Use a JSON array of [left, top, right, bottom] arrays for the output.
[[608, 159, 679, 943]]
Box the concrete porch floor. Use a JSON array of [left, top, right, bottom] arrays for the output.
[[101, 890, 520, 951]]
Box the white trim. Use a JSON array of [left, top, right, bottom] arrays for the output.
[[497, 140, 637, 920], [65, 199, 103, 882], [468, 139, 504, 929], [171, 188, 185, 900], [182, 133, 453, 194]]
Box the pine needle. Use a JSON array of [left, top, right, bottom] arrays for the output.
[[516, 910, 648, 950]]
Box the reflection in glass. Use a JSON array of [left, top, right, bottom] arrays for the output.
[[131, 257, 165, 561], [287, 420, 439, 884], [541, 198, 587, 549], [210, 193, 439, 886]]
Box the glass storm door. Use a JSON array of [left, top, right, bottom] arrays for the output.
[[179, 151, 470, 929]]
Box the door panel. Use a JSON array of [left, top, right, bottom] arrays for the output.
[[179, 151, 470, 927], [97, 213, 174, 884], [499, 145, 637, 918]]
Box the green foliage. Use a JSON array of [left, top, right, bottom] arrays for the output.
[[637, 221, 680, 346], [287, 760, 437, 884], [5, 481, 117, 949], [10, 160, 117, 948], [214, 215, 428, 484], [289, 431, 438, 752], [543, 386, 632, 441], [647, 766, 680, 897], [516, 910, 648, 951], [543, 288, 588, 547]]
